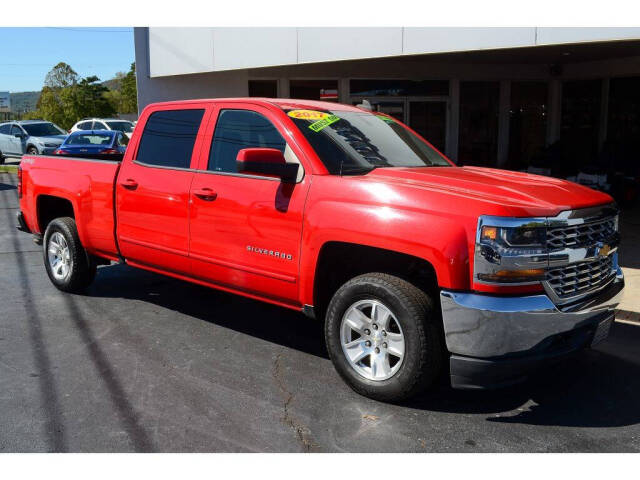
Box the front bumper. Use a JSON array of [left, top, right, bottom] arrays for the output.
[[440, 268, 624, 389]]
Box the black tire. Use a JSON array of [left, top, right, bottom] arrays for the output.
[[0, 151, 5, 164], [27, 146, 38, 156], [43, 217, 96, 293], [325, 273, 443, 402]]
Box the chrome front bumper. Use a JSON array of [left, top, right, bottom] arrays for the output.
[[440, 267, 624, 359]]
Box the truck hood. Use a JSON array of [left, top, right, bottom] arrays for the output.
[[365, 166, 614, 217]]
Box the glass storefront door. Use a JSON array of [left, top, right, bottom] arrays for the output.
[[409, 100, 447, 152]]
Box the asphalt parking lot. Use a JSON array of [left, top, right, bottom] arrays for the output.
[[1, 171, 640, 452]]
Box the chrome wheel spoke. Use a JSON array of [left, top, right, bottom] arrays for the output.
[[371, 353, 391, 379], [344, 308, 369, 334], [386, 332, 405, 358], [344, 340, 369, 364], [372, 302, 391, 330]]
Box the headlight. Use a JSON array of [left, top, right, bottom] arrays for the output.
[[44, 143, 59, 148], [475, 217, 548, 285]]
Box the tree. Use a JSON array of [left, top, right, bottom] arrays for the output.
[[44, 62, 78, 89], [119, 63, 138, 114]]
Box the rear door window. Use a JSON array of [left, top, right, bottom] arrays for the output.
[[208, 109, 286, 173], [0, 124, 10, 135], [136, 109, 205, 169], [78, 121, 92, 130]]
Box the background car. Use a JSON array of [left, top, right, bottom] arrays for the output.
[[53, 130, 128, 161], [70, 118, 135, 138], [0, 120, 67, 162]]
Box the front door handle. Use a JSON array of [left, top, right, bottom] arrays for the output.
[[121, 178, 139, 190], [193, 187, 217, 201]]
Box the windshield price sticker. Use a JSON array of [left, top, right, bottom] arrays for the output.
[[287, 109, 332, 121], [309, 115, 340, 132]]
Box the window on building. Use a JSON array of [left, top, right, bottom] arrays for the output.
[[350, 79, 449, 97], [605, 76, 640, 176], [560, 80, 601, 171], [508, 81, 548, 171], [290, 80, 339, 101], [208, 109, 286, 173], [136, 109, 204, 169], [249, 80, 278, 98], [458, 81, 499, 166]]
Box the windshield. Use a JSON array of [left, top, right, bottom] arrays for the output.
[[286, 109, 451, 175], [67, 133, 113, 145], [106, 121, 134, 133], [22, 122, 65, 137]]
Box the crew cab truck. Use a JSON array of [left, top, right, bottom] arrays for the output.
[[16, 98, 624, 402]]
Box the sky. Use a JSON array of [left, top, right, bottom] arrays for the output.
[[0, 27, 135, 92]]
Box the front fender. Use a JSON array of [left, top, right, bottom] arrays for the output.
[[299, 194, 472, 306]]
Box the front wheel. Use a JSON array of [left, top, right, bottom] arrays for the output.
[[325, 273, 443, 402], [26, 146, 38, 156], [43, 217, 96, 293]]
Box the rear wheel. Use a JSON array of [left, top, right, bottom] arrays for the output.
[[43, 217, 96, 293], [325, 273, 443, 402], [0, 151, 5, 164]]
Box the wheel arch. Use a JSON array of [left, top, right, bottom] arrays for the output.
[[310, 241, 440, 321]]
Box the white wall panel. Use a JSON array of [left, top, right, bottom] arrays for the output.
[[149, 27, 214, 77], [403, 27, 536, 55], [213, 28, 297, 70], [537, 27, 640, 46], [298, 28, 403, 64]]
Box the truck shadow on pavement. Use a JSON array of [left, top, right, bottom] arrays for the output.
[[87, 263, 640, 429]]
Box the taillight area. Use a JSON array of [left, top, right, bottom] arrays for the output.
[[53, 148, 69, 155], [100, 148, 119, 155], [17, 165, 23, 199]]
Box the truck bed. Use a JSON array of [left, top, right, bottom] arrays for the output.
[[20, 155, 122, 261]]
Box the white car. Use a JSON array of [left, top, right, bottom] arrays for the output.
[[70, 118, 135, 138]]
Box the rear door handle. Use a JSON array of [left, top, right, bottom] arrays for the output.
[[193, 187, 217, 201], [121, 178, 138, 190]]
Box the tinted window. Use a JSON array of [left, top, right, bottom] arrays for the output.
[[106, 121, 134, 133], [93, 122, 107, 130], [11, 125, 24, 136], [77, 122, 92, 130], [67, 134, 113, 145], [136, 109, 205, 169], [22, 122, 65, 136], [0, 124, 11, 135], [208, 109, 286, 173]]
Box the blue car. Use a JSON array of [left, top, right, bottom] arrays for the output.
[[54, 130, 128, 161]]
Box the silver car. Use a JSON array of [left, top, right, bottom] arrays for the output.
[[0, 120, 67, 163]]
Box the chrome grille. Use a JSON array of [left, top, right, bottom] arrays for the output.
[[547, 217, 616, 249], [546, 256, 615, 299]]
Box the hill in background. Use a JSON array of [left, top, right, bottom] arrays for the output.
[[9, 76, 125, 114], [10, 91, 40, 113]]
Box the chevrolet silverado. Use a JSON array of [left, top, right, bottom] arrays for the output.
[[16, 98, 624, 401]]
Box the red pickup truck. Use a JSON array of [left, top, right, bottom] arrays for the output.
[[17, 98, 624, 401]]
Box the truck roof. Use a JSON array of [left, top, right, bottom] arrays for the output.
[[146, 97, 364, 113]]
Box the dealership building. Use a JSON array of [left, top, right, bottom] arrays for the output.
[[133, 27, 640, 175]]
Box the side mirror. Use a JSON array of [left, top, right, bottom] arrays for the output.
[[14, 133, 24, 138], [236, 148, 299, 182]]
